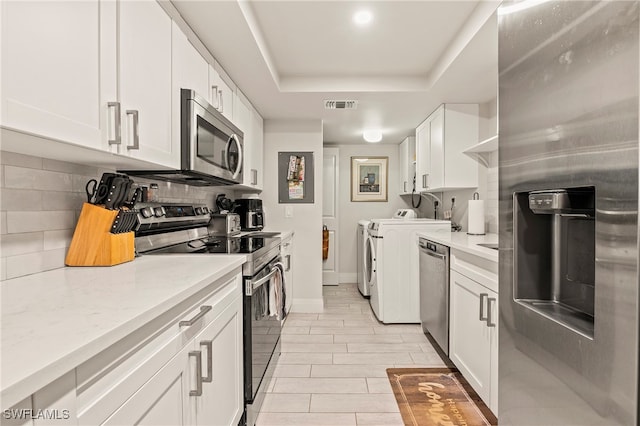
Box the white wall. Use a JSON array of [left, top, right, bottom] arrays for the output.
[[262, 119, 324, 312], [326, 143, 412, 283]]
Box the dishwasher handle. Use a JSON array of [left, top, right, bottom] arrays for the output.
[[419, 243, 447, 260]]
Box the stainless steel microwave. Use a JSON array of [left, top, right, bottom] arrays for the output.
[[121, 89, 244, 186]]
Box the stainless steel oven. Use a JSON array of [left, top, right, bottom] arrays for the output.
[[243, 252, 284, 426], [135, 205, 285, 426]]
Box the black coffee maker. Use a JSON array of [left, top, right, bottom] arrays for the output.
[[233, 199, 264, 231]]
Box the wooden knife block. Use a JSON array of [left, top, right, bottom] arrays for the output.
[[65, 203, 135, 267]]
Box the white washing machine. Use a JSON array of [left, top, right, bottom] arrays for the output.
[[367, 218, 450, 323], [357, 219, 371, 296]]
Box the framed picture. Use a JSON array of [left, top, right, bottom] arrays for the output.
[[351, 156, 388, 202]]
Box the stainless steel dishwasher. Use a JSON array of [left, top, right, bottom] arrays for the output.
[[418, 237, 450, 355]]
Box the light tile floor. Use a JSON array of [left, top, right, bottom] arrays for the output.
[[255, 283, 446, 426]]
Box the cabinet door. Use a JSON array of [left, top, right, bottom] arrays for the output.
[[101, 344, 193, 426], [193, 294, 243, 426], [208, 66, 234, 122], [119, 0, 175, 167], [171, 21, 209, 159], [233, 93, 253, 187], [250, 109, 264, 189], [449, 270, 493, 405], [399, 138, 409, 193], [428, 106, 445, 190], [415, 120, 430, 192], [1, 0, 115, 151]]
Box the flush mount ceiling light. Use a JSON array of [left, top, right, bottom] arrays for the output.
[[363, 129, 382, 143], [353, 10, 373, 26]]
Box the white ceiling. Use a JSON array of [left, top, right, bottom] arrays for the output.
[[171, 0, 500, 145]]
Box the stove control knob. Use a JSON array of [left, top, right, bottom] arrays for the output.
[[195, 207, 203, 215], [140, 207, 154, 218], [202, 206, 209, 214], [154, 207, 165, 218]]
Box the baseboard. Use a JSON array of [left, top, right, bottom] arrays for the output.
[[290, 298, 324, 313], [339, 273, 357, 284]]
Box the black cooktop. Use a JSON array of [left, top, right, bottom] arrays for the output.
[[147, 235, 278, 255]]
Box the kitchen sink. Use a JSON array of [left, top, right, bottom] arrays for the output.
[[477, 243, 499, 251]]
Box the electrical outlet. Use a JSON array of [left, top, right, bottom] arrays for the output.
[[444, 210, 452, 219]]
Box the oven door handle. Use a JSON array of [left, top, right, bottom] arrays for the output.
[[246, 267, 279, 296]]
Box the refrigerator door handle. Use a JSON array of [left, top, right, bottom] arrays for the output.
[[479, 293, 488, 322]]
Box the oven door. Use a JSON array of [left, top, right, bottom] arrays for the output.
[[183, 90, 244, 184], [243, 261, 282, 404]]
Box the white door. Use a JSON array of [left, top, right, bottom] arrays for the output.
[[193, 295, 243, 426], [101, 344, 192, 426], [449, 270, 492, 405], [1, 0, 116, 151], [322, 147, 339, 285], [119, 0, 175, 167]]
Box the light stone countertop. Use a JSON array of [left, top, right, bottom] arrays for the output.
[[0, 254, 246, 410], [416, 230, 499, 262]]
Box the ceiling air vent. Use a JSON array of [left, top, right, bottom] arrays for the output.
[[324, 100, 358, 110]]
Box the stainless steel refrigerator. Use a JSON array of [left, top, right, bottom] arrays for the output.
[[499, 1, 639, 425]]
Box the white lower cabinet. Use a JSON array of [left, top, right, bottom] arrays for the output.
[[192, 295, 243, 425], [14, 271, 243, 426], [102, 344, 192, 426], [449, 252, 498, 414]]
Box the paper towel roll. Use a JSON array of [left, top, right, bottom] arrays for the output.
[[468, 200, 485, 235]]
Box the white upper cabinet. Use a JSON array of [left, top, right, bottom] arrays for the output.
[[250, 108, 264, 190], [1, 0, 116, 151], [398, 136, 415, 194], [208, 65, 234, 122], [118, 0, 175, 167], [233, 90, 263, 190], [415, 104, 479, 192], [171, 21, 209, 163]]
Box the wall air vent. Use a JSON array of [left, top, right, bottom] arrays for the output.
[[324, 100, 358, 110]]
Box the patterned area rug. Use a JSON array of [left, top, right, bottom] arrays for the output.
[[387, 368, 498, 426]]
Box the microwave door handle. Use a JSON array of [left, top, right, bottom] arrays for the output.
[[228, 134, 243, 179]]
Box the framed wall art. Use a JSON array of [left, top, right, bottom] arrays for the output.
[[351, 156, 388, 202]]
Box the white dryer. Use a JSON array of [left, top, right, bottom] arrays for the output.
[[367, 218, 450, 323]]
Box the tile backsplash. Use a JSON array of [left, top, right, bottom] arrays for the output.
[[0, 151, 236, 280]]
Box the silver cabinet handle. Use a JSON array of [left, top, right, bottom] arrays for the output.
[[189, 351, 203, 396], [200, 340, 213, 383], [218, 89, 224, 113], [487, 297, 496, 327], [125, 109, 139, 150], [479, 293, 488, 321], [108, 102, 121, 145], [285, 254, 291, 271], [422, 174, 427, 188], [251, 169, 258, 186], [403, 181, 407, 192], [179, 305, 212, 327], [211, 85, 219, 109]]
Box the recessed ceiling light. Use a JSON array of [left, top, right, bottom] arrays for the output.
[[353, 10, 373, 26], [363, 129, 382, 143]]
